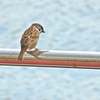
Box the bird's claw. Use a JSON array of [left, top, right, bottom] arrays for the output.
[[27, 48, 41, 59]]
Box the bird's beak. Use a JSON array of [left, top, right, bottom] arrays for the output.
[[42, 30, 45, 33]]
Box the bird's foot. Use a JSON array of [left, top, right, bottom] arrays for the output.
[[32, 48, 41, 59], [27, 48, 41, 59]]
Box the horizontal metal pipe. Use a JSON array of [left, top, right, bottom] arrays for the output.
[[0, 48, 100, 69]]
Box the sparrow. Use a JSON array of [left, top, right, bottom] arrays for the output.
[[17, 23, 45, 61]]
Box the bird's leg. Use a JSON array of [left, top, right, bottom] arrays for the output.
[[31, 48, 41, 59], [34, 48, 41, 52], [27, 48, 41, 59]]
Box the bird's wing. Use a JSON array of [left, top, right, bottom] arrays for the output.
[[21, 26, 39, 48]]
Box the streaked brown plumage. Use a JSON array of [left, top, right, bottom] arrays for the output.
[[17, 23, 45, 61]]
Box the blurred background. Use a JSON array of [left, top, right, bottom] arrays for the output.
[[0, 0, 100, 100]]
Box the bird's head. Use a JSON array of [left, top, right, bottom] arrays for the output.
[[32, 23, 45, 33]]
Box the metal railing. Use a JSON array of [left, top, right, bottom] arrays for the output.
[[0, 48, 100, 69]]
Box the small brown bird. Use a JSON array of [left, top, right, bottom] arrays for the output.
[[17, 23, 45, 61]]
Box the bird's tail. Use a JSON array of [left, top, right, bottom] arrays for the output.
[[17, 47, 27, 61]]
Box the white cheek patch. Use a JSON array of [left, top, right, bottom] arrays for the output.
[[33, 26, 38, 31], [33, 26, 41, 33]]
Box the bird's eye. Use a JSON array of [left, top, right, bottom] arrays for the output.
[[37, 26, 42, 32], [38, 28, 42, 32], [39, 28, 41, 31]]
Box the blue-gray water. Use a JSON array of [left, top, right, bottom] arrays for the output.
[[0, 0, 100, 100]]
